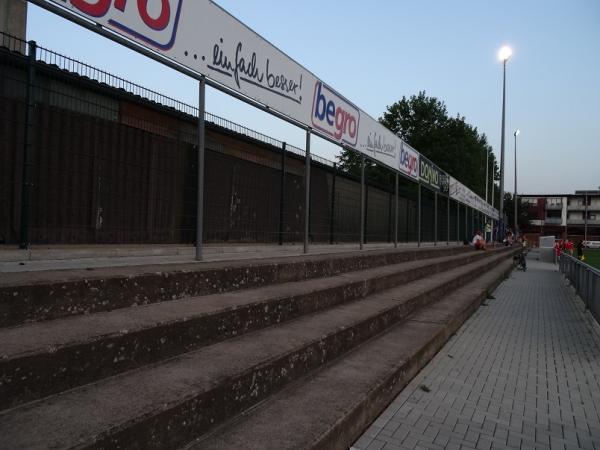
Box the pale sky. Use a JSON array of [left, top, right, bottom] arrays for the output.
[[26, 0, 600, 195]]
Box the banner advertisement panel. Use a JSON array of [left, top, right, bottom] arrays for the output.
[[398, 141, 420, 180], [44, 0, 414, 170], [419, 156, 448, 193], [46, 0, 316, 127], [41, 0, 496, 219], [449, 177, 499, 220]]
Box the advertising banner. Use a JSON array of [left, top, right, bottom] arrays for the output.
[[419, 156, 448, 193], [398, 141, 420, 180], [449, 177, 499, 220], [42, 0, 497, 218], [43, 0, 415, 173]]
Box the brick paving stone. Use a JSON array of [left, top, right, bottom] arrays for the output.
[[353, 258, 600, 449]]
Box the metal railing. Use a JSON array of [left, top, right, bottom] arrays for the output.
[[1, 31, 314, 164], [559, 254, 600, 324], [0, 30, 475, 248]]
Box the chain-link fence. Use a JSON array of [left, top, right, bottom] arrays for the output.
[[1, 32, 482, 248]]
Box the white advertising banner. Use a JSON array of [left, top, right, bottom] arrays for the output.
[[46, 0, 315, 125], [449, 177, 499, 220], [41, 0, 416, 174], [357, 116, 419, 180], [42, 0, 496, 218]]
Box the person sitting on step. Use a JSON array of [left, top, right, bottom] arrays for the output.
[[472, 230, 486, 250]]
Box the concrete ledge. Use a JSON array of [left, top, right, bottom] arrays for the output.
[[0, 249, 511, 410], [0, 253, 516, 449], [0, 242, 454, 264], [193, 259, 515, 450], [0, 246, 471, 327]]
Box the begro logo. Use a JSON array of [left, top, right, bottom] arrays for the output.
[[399, 142, 419, 178], [312, 81, 359, 146], [60, 0, 183, 50]]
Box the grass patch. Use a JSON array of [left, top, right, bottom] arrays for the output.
[[582, 249, 600, 270]]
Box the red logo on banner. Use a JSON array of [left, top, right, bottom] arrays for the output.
[[65, 0, 183, 50]]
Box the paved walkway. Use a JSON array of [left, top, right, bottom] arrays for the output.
[[353, 258, 600, 450]]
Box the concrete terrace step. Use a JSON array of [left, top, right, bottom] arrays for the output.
[[0, 246, 470, 327], [0, 248, 508, 410], [190, 259, 515, 450], [0, 250, 516, 450]]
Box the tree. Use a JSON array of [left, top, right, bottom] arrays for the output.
[[503, 192, 531, 231], [338, 91, 498, 199]]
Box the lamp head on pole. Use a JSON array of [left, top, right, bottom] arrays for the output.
[[514, 129, 520, 137], [498, 46, 513, 62]]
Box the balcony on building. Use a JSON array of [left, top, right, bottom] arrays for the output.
[[545, 198, 563, 210], [567, 210, 600, 225], [544, 217, 563, 225]]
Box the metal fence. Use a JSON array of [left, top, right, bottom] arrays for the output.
[[0, 31, 485, 248], [559, 254, 600, 325]]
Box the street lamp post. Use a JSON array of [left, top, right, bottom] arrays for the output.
[[485, 149, 489, 242], [514, 129, 520, 234], [585, 192, 588, 242], [498, 45, 512, 241]]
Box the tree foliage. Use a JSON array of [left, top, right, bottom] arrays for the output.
[[338, 91, 499, 202], [503, 193, 531, 231]]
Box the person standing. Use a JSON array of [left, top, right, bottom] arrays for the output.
[[577, 240, 584, 260], [565, 239, 574, 256]]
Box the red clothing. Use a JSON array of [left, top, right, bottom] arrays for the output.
[[554, 241, 563, 256]]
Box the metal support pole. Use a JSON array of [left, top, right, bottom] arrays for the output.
[[514, 133, 518, 234], [304, 129, 311, 254], [434, 191, 438, 246], [447, 196, 450, 245], [387, 191, 392, 244], [19, 40, 37, 249], [394, 172, 399, 248], [457, 202, 460, 244], [585, 193, 588, 242], [417, 183, 422, 247], [485, 150, 489, 203], [465, 204, 468, 241], [278, 142, 286, 245], [364, 182, 369, 245], [405, 195, 410, 243], [329, 162, 337, 245], [499, 59, 507, 243], [195, 77, 206, 261], [360, 155, 365, 250]]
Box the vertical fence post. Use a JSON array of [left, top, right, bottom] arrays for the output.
[[387, 190, 392, 244], [447, 196, 450, 245], [364, 180, 369, 245], [457, 202, 460, 244], [405, 195, 409, 243], [417, 183, 422, 247], [278, 142, 286, 245], [585, 268, 591, 310], [195, 76, 206, 261], [19, 40, 37, 249], [464, 205, 468, 242], [329, 162, 336, 245], [434, 191, 438, 246], [360, 155, 365, 250], [394, 172, 399, 248], [304, 129, 311, 254]]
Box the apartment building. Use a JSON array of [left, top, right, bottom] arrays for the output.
[[520, 190, 600, 238]]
